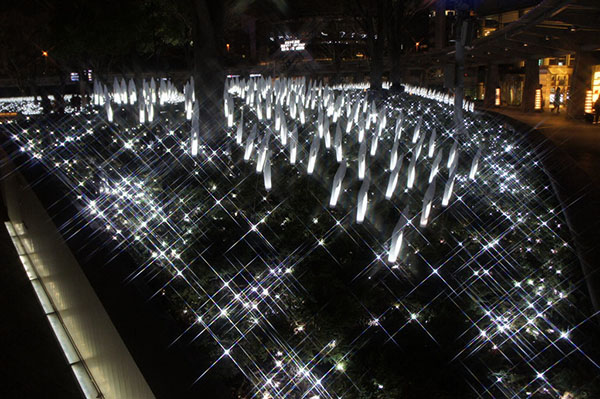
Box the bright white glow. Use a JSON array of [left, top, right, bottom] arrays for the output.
[[356, 174, 370, 223], [280, 39, 306, 51], [329, 162, 347, 207]]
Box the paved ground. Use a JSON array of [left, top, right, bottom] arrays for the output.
[[489, 108, 600, 186], [485, 107, 600, 315]]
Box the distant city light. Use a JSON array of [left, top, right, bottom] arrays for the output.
[[280, 40, 305, 52]]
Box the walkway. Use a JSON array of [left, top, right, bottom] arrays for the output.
[[485, 106, 600, 314], [490, 108, 600, 186]]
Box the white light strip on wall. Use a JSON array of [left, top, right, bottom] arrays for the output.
[[4, 221, 103, 399]]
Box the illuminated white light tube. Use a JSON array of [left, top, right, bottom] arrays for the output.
[[190, 101, 200, 156], [447, 140, 458, 168], [256, 101, 263, 120], [442, 170, 457, 207], [307, 132, 320, 175], [390, 140, 400, 171], [385, 157, 404, 200], [429, 149, 443, 183], [290, 126, 298, 164], [105, 98, 113, 122], [334, 124, 343, 162], [147, 102, 154, 122], [428, 128, 437, 158], [388, 206, 408, 263], [236, 110, 244, 145], [356, 174, 370, 223], [414, 133, 425, 159], [420, 179, 436, 227], [329, 162, 347, 207], [358, 120, 365, 143], [394, 114, 403, 142], [139, 95, 146, 123], [264, 150, 272, 191], [191, 133, 199, 156], [244, 125, 257, 161], [128, 79, 136, 104], [186, 100, 192, 120], [358, 140, 367, 181], [275, 105, 281, 131], [256, 131, 270, 173], [412, 116, 422, 143], [448, 149, 459, 177], [469, 146, 483, 180], [317, 107, 324, 138], [369, 132, 379, 157], [323, 116, 331, 149], [280, 122, 288, 146]]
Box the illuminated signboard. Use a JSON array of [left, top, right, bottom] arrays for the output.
[[592, 69, 600, 103], [280, 40, 305, 52]]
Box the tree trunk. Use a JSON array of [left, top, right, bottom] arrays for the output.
[[370, 54, 383, 92], [454, 22, 465, 134], [192, 0, 225, 143]]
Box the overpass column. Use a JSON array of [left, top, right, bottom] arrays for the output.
[[483, 63, 499, 108], [567, 50, 593, 119], [521, 58, 539, 112]]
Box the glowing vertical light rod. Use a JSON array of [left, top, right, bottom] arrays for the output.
[[264, 150, 272, 191], [236, 110, 244, 145], [307, 132, 320, 175], [356, 174, 370, 224], [442, 170, 457, 207], [447, 140, 458, 168], [190, 101, 200, 156], [358, 140, 367, 181], [290, 126, 298, 165], [469, 146, 483, 180], [385, 157, 404, 200], [419, 179, 436, 227], [388, 206, 408, 263], [244, 125, 257, 161], [329, 162, 347, 207], [334, 124, 343, 163], [427, 128, 436, 158], [429, 149, 443, 183]]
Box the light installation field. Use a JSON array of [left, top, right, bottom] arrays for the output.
[[2, 77, 598, 399]]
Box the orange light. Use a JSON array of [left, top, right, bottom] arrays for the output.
[[534, 88, 542, 110], [226, 43, 230, 52], [495, 88, 501, 106], [42, 51, 48, 57], [584, 90, 593, 114]]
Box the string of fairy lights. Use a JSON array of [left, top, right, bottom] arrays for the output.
[[2, 75, 598, 399]]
